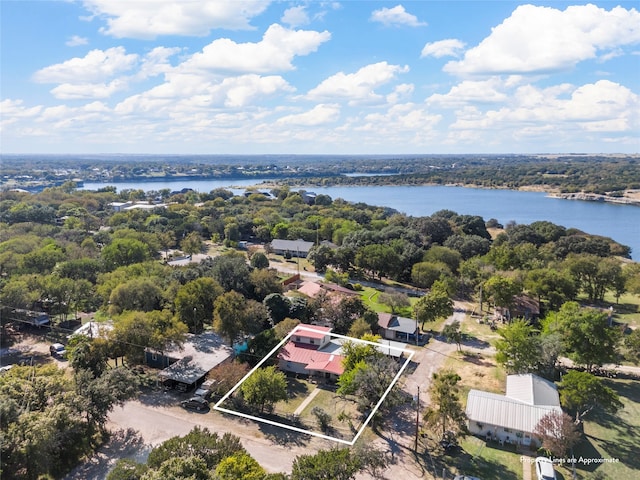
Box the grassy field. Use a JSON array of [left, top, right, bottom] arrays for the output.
[[272, 377, 312, 415], [566, 378, 640, 480], [418, 432, 524, 480], [604, 292, 640, 329]]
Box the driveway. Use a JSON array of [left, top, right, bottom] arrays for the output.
[[65, 391, 333, 479]]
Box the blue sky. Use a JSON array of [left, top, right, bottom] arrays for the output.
[[1, 1, 639, 154]]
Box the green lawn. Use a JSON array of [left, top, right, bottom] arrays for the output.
[[603, 292, 640, 329], [359, 286, 418, 318], [272, 377, 312, 415], [297, 387, 361, 440], [566, 378, 640, 480], [419, 434, 523, 480]]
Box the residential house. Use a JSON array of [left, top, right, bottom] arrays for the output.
[[278, 324, 344, 380], [296, 280, 359, 300], [495, 294, 541, 322], [278, 324, 408, 380], [270, 239, 315, 258], [465, 373, 562, 448], [146, 331, 233, 392], [377, 313, 420, 343]]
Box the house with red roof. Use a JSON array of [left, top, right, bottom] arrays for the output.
[[277, 324, 345, 380]]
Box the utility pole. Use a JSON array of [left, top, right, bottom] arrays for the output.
[[414, 385, 420, 451]]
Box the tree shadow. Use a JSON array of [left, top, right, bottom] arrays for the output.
[[459, 351, 494, 367], [460, 334, 491, 349], [571, 436, 605, 475], [286, 377, 311, 398], [137, 388, 184, 407], [426, 436, 520, 480], [63, 428, 149, 480], [257, 419, 311, 447], [605, 378, 640, 403]]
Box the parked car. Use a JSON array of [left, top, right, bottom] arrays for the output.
[[181, 396, 209, 411], [535, 457, 557, 480], [49, 343, 67, 358]]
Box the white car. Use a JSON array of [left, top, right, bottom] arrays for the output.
[[49, 343, 67, 359], [535, 457, 556, 480]]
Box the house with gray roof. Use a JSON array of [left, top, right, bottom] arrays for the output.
[[146, 331, 233, 392], [465, 373, 562, 448], [270, 239, 315, 258], [377, 313, 419, 343]]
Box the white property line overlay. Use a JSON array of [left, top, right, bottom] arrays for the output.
[[214, 325, 415, 446]]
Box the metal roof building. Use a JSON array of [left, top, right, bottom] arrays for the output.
[[465, 373, 561, 448]]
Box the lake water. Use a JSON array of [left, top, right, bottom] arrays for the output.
[[81, 180, 640, 259]]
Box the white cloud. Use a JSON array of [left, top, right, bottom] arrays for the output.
[[444, 4, 640, 75], [66, 35, 88, 47], [387, 83, 414, 104], [33, 47, 138, 84], [447, 80, 639, 138], [281, 6, 309, 28], [427, 78, 510, 107], [421, 39, 465, 58], [82, 0, 271, 39], [182, 24, 331, 74], [370, 5, 426, 27], [277, 104, 340, 126], [50, 79, 128, 100], [0, 99, 43, 128], [307, 62, 409, 105], [214, 75, 294, 107], [136, 47, 182, 80]]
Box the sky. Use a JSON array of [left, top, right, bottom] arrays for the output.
[[1, 1, 639, 155]]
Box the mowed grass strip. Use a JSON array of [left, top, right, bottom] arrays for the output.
[[567, 378, 640, 480]]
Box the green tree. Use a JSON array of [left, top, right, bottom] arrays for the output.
[[249, 251, 269, 269], [180, 231, 203, 258], [442, 320, 463, 351], [109, 277, 164, 315], [378, 291, 410, 314], [262, 293, 291, 325], [274, 317, 301, 340], [249, 268, 283, 302], [214, 291, 251, 344], [67, 335, 109, 378], [209, 253, 251, 295], [347, 317, 372, 338], [214, 453, 266, 480], [110, 310, 187, 365], [525, 268, 577, 311], [174, 277, 224, 333], [147, 428, 245, 471], [559, 370, 623, 424], [552, 302, 621, 372], [143, 456, 212, 480], [564, 253, 624, 302], [624, 328, 640, 365], [101, 238, 151, 271], [240, 366, 288, 413], [413, 289, 453, 329], [74, 367, 139, 434], [483, 275, 521, 312], [355, 244, 400, 280], [107, 459, 148, 480], [308, 244, 334, 273], [338, 356, 402, 415], [411, 261, 452, 289], [423, 370, 466, 438], [291, 447, 363, 480], [495, 319, 541, 374]]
